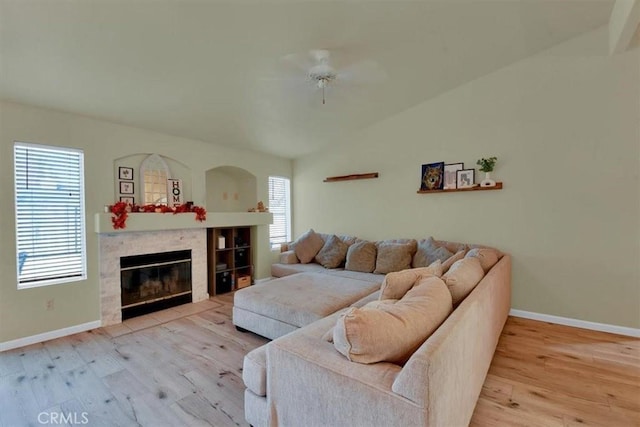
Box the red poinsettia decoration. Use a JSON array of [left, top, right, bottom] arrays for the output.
[[110, 201, 129, 229], [193, 206, 206, 222], [109, 202, 206, 229]]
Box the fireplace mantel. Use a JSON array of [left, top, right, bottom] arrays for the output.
[[95, 212, 272, 233]]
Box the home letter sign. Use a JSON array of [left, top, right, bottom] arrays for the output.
[[167, 179, 183, 207]]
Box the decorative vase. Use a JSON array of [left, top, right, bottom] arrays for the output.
[[480, 171, 496, 187]]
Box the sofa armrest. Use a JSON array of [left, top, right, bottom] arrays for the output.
[[392, 255, 511, 426], [267, 334, 423, 427], [280, 242, 292, 252], [279, 250, 299, 264]]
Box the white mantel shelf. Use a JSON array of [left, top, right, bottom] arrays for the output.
[[95, 212, 273, 234]]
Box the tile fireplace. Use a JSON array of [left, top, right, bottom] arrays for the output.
[[99, 228, 208, 326]]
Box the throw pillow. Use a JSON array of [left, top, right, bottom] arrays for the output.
[[441, 249, 466, 273], [465, 247, 500, 273], [379, 260, 443, 300], [442, 257, 484, 304], [344, 241, 377, 273], [412, 237, 454, 268], [332, 275, 453, 364], [315, 235, 349, 268], [373, 242, 415, 274], [291, 229, 325, 264]]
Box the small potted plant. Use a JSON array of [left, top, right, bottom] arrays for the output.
[[476, 156, 497, 187]]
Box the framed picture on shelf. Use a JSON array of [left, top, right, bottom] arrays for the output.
[[120, 181, 134, 194], [444, 163, 464, 189], [420, 161, 445, 191], [456, 169, 475, 189], [119, 196, 134, 205], [118, 166, 133, 180]]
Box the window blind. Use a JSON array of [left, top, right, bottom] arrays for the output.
[[268, 176, 291, 249], [14, 142, 87, 288]]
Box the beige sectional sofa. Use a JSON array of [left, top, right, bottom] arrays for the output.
[[234, 231, 511, 427]]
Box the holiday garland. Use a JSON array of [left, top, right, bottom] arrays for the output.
[[109, 201, 207, 230]]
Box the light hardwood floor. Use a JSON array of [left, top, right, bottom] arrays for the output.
[[1, 294, 638, 427]]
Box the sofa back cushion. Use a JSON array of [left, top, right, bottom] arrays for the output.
[[442, 257, 484, 304], [290, 229, 325, 264], [318, 232, 358, 247], [413, 237, 454, 268], [441, 249, 466, 273], [332, 275, 453, 364], [345, 241, 377, 273], [465, 247, 501, 273], [315, 235, 349, 268], [373, 242, 416, 274], [379, 261, 443, 300]]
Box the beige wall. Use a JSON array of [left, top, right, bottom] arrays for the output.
[[0, 101, 291, 343], [293, 28, 640, 328]]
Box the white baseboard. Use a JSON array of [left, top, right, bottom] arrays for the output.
[[0, 320, 102, 352], [510, 309, 640, 337]]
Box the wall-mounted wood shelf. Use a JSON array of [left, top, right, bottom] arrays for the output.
[[417, 182, 503, 194], [324, 172, 379, 182]]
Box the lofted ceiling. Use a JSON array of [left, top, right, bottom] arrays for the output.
[[0, 0, 616, 159]]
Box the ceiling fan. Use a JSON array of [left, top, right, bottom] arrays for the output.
[[278, 49, 387, 105]]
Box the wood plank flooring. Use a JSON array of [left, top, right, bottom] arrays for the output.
[[1, 294, 638, 426]]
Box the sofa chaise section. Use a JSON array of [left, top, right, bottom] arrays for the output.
[[245, 254, 511, 426], [233, 272, 381, 340]]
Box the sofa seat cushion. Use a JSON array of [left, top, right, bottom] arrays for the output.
[[234, 272, 380, 329], [332, 275, 453, 364], [271, 262, 327, 277], [243, 345, 267, 396], [323, 269, 384, 283]]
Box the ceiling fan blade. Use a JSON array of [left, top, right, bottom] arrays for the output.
[[281, 52, 315, 72], [337, 60, 387, 84]]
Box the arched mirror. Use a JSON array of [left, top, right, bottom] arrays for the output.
[[140, 153, 170, 205]]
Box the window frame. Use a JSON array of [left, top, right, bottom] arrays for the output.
[[13, 141, 87, 289], [267, 176, 292, 250], [140, 153, 171, 205]]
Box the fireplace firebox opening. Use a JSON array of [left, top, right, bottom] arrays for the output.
[[120, 249, 192, 320]]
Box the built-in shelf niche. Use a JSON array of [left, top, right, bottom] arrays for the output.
[[205, 166, 257, 212]]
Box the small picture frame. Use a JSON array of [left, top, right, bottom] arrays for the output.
[[444, 163, 464, 190], [120, 181, 134, 194], [420, 162, 445, 191], [456, 169, 475, 189], [119, 196, 134, 205], [118, 166, 134, 180]]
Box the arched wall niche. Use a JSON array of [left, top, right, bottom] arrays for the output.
[[113, 153, 192, 205], [205, 166, 257, 212]]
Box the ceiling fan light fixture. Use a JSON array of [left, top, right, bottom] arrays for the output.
[[309, 72, 335, 104]]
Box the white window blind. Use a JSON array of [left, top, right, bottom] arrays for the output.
[[14, 142, 87, 288], [268, 176, 291, 249]]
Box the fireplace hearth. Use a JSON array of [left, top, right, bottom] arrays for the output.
[[120, 249, 192, 319]]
